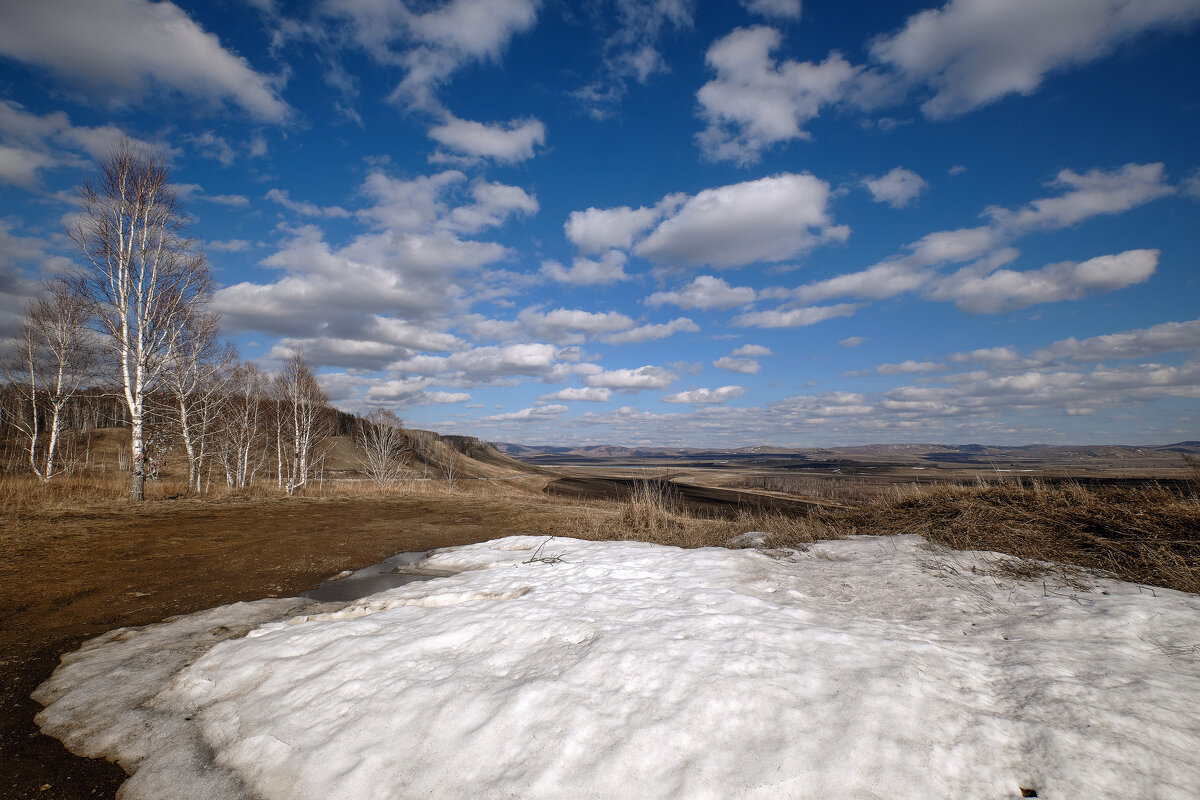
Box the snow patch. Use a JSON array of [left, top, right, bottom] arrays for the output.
[[35, 536, 1200, 800]]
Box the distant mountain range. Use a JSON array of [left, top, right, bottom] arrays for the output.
[[492, 441, 1200, 462]]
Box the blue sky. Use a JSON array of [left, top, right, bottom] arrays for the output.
[[1, 0, 1198, 447]]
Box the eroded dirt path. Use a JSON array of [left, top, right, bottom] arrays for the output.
[[1, 494, 567, 800]]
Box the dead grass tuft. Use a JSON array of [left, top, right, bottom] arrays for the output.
[[780, 478, 1200, 594]]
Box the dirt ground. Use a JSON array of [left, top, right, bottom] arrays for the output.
[[0, 493, 577, 800]]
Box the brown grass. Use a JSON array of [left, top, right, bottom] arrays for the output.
[[4, 467, 1198, 594]]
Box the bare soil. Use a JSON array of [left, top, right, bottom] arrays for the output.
[[0, 494, 576, 800]]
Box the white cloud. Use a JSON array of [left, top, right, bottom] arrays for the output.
[[794, 260, 931, 305], [209, 239, 252, 253], [0, 0, 289, 121], [358, 170, 536, 235], [518, 307, 635, 343], [172, 183, 249, 207], [877, 360, 945, 375], [645, 275, 756, 310], [742, 0, 801, 20], [713, 344, 773, 374], [186, 132, 236, 166], [585, 365, 678, 391], [662, 385, 746, 404], [428, 115, 545, 163], [985, 163, 1176, 233], [713, 356, 760, 374], [791, 162, 1174, 308], [572, 0, 694, 118], [863, 167, 928, 208], [0, 144, 57, 188], [636, 173, 848, 268], [542, 251, 630, 286], [329, 0, 539, 111], [732, 303, 858, 328], [950, 346, 1020, 364], [482, 404, 569, 422], [839, 336, 867, 347], [564, 204, 664, 253], [1035, 318, 1200, 363], [932, 248, 1159, 313], [871, 0, 1200, 119], [540, 387, 613, 403], [265, 188, 351, 219], [1184, 169, 1200, 198], [0, 99, 163, 187], [602, 317, 699, 345], [695, 26, 859, 163], [384, 343, 581, 388]]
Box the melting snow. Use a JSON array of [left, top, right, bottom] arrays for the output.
[[34, 535, 1200, 799]]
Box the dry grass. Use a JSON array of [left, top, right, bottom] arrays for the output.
[[786, 478, 1200, 594], [4, 465, 1198, 595], [552, 475, 1200, 594]]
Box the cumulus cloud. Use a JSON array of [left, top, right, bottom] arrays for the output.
[[0, 0, 289, 121], [732, 303, 859, 328], [645, 275, 756, 310], [662, 385, 746, 404], [713, 356, 760, 374], [713, 344, 773, 374], [743, 0, 801, 20], [950, 346, 1020, 364], [695, 26, 860, 163], [214, 165, 533, 361], [518, 307, 635, 343], [585, 365, 678, 391], [358, 170, 537, 236], [327, 0, 539, 108], [208, 239, 253, 253], [863, 167, 928, 208], [877, 360, 945, 375], [690, 4, 1200, 162], [0, 99, 161, 187], [636, 173, 848, 268], [265, 188, 351, 219], [564, 204, 666, 253], [539, 387, 613, 403], [791, 162, 1172, 309], [602, 317, 699, 345], [1035, 318, 1200, 363], [985, 163, 1176, 233], [428, 114, 545, 163], [572, 0, 694, 118], [482, 404, 569, 422], [931, 248, 1159, 313], [542, 251, 630, 286], [871, 0, 1200, 119]]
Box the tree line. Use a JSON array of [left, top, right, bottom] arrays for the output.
[[1, 139, 410, 500]]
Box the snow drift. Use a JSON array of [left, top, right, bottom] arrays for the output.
[[35, 535, 1200, 799]]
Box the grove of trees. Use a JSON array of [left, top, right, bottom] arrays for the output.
[[0, 138, 406, 499]]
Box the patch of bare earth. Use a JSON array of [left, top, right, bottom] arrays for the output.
[[0, 492, 585, 800]]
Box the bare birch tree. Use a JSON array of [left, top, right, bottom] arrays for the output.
[[274, 351, 331, 494], [217, 362, 269, 489], [160, 310, 233, 491], [0, 284, 95, 481], [355, 407, 410, 487], [68, 139, 213, 501]]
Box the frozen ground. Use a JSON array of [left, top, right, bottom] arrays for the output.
[[34, 535, 1200, 800]]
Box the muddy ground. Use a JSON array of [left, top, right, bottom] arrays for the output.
[[0, 494, 580, 800]]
